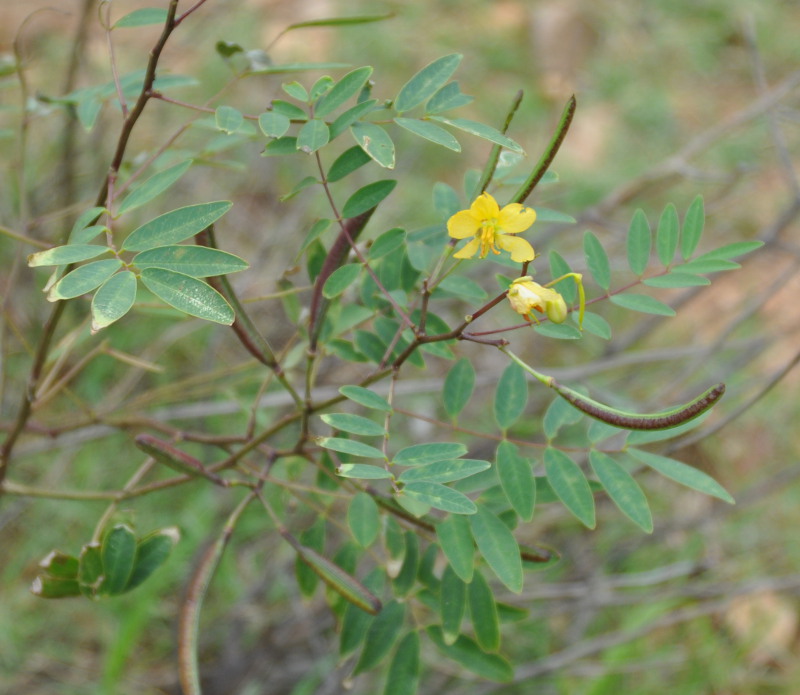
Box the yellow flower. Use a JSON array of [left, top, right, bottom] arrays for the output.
[[507, 276, 568, 324], [447, 192, 536, 263]]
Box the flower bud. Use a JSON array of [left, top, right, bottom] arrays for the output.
[[544, 293, 568, 324], [507, 276, 568, 324]]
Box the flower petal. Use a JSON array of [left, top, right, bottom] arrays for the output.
[[453, 237, 482, 259], [471, 192, 500, 220], [498, 204, 536, 234], [508, 284, 542, 316], [497, 235, 535, 262], [447, 210, 480, 239]]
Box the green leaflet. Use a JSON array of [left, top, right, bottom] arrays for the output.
[[282, 80, 308, 101], [392, 532, 419, 597], [496, 441, 535, 522], [296, 118, 330, 153], [321, 412, 385, 437], [544, 447, 596, 528], [316, 66, 373, 117], [627, 209, 652, 276], [442, 358, 475, 419], [426, 627, 514, 682], [113, 8, 169, 28], [322, 263, 362, 299], [469, 507, 523, 593], [589, 451, 653, 532], [393, 442, 468, 466], [30, 574, 81, 599], [425, 81, 473, 114], [124, 527, 180, 591], [494, 362, 528, 431], [353, 600, 406, 674], [549, 250, 576, 304], [342, 179, 397, 217], [681, 195, 705, 260], [122, 201, 233, 251], [430, 116, 523, 153], [394, 54, 462, 113], [328, 145, 372, 182], [351, 123, 396, 169], [91, 270, 137, 330], [100, 525, 137, 595], [215, 105, 244, 134], [117, 160, 193, 214], [468, 569, 500, 652], [369, 228, 407, 260], [69, 207, 107, 242], [132, 245, 248, 277], [610, 293, 676, 316], [436, 514, 474, 583], [583, 231, 611, 290], [339, 385, 392, 411], [339, 569, 385, 657], [627, 449, 734, 503], [440, 564, 466, 644], [295, 521, 325, 597], [317, 436, 386, 460], [258, 111, 290, 138], [384, 631, 421, 695], [28, 244, 110, 267], [401, 482, 476, 515], [48, 259, 122, 301], [656, 203, 679, 267], [397, 459, 490, 484], [348, 492, 381, 547], [330, 99, 379, 139], [139, 268, 234, 324], [336, 463, 393, 480], [394, 117, 461, 151]]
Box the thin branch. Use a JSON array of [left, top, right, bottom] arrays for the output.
[[1, 0, 185, 489]]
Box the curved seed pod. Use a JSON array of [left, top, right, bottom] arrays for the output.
[[135, 434, 228, 487], [280, 529, 382, 614], [552, 381, 725, 431], [309, 208, 376, 348], [501, 348, 725, 431], [179, 494, 255, 695]]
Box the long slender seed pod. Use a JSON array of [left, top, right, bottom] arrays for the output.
[[502, 348, 725, 431], [551, 381, 726, 431], [134, 434, 229, 487], [309, 208, 375, 349], [178, 493, 255, 695], [280, 528, 382, 614]]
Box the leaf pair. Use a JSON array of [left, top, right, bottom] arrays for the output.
[[29, 201, 246, 330], [31, 525, 180, 600]]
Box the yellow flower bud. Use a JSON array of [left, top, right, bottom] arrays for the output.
[[507, 276, 569, 324]]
